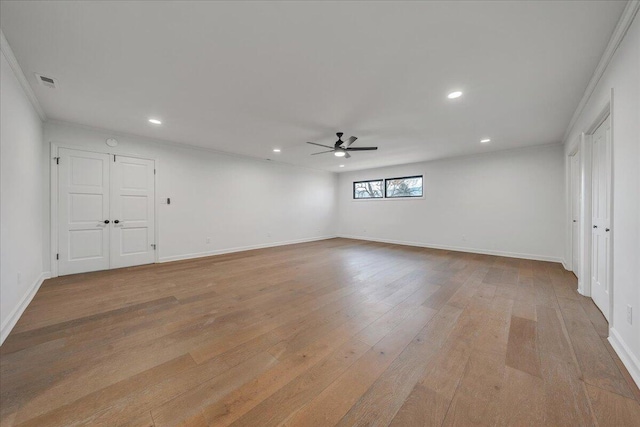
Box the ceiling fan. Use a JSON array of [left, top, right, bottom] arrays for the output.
[[307, 132, 378, 158]]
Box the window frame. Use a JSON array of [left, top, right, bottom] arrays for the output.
[[384, 175, 424, 199], [353, 178, 384, 200]]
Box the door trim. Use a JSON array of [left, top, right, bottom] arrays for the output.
[[582, 99, 613, 326], [50, 142, 159, 277], [566, 94, 614, 328], [568, 146, 581, 279], [567, 132, 591, 297]]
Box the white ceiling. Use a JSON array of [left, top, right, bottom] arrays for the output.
[[1, 1, 626, 172]]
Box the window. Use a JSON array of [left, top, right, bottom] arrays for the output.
[[353, 175, 423, 199], [385, 175, 423, 198], [353, 179, 384, 199]]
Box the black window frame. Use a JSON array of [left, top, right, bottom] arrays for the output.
[[353, 179, 384, 199], [384, 175, 424, 198]]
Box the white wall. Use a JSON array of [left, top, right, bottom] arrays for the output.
[[338, 144, 565, 262], [0, 50, 45, 342], [43, 122, 337, 270], [564, 11, 640, 385]]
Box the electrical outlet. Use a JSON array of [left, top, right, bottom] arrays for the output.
[[267, 232, 272, 238], [17, 272, 21, 284], [462, 234, 467, 242], [627, 305, 633, 325], [206, 237, 211, 244]]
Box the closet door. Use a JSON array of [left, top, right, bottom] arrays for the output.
[[58, 148, 111, 275], [109, 155, 156, 269], [590, 116, 611, 320]]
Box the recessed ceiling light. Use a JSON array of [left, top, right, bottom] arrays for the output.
[[334, 151, 346, 157], [148, 118, 162, 125], [339, 165, 345, 168], [273, 148, 281, 153], [480, 138, 491, 143], [447, 91, 463, 99]]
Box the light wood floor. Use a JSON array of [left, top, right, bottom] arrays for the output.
[[1, 238, 639, 426]]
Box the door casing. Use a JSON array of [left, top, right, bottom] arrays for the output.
[[569, 148, 581, 280], [590, 115, 612, 320], [50, 142, 159, 277], [565, 99, 613, 329]]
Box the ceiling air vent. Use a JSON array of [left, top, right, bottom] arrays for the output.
[[35, 73, 57, 89]]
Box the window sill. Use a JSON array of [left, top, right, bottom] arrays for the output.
[[352, 196, 425, 202]]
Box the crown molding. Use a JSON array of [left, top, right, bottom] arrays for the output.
[[45, 119, 335, 175], [0, 29, 47, 121], [562, 0, 639, 143]]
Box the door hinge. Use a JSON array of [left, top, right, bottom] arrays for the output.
[[114, 155, 116, 162], [54, 157, 60, 165], [154, 169, 156, 175], [56, 253, 59, 260], [151, 244, 156, 250]]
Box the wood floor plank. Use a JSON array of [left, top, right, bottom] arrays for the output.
[[116, 411, 156, 427], [0, 239, 637, 426], [150, 352, 278, 426], [335, 305, 466, 427], [511, 299, 537, 321], [225, 338, 370, 427], [505, 315, 541, 378], [199, 300, 391, 426], [440, 294, 513, 425], [388, 288, 493, 427], [587, 383, 640, 426], [579, 297, 610, 338], [492, 366, 546, 426], [280, 304, 448, 427], [14, 355, 197, 427], [537, 306, 596, 426], [601, 337, 640, 404], [0, 412, 16, 427], [441, 350, 507, 425], [558, 297, 634, 399]]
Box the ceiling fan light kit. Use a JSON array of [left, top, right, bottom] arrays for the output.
[[306, 132, 378, 160]]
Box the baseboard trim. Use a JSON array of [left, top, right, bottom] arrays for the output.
[[158, 235, 337, 263], [577, 285, 588, 297], [1, 271, 51, 346], [608, 328, 640, 388], [338, 235, 564, 264]]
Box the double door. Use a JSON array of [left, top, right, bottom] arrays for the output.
[[58, 148, 155, 275]]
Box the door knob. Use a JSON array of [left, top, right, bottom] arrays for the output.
[[593, 225, 598, 229], [573, 220, 577, 223], [114, 220, 120, 224], [104, 220, 110, 224], [606, 228, 610, 232]]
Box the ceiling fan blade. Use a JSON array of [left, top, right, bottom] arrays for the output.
[[345, 136, 357, 147], [306, 142, 334, 149], [345, 147, 378, 151], [311, 150, 334, 155], [345, 152, 351, 159]]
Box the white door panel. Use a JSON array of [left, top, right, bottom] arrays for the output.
[[58, 149, 155, 275], [110, 155, 155, 268], [58, 148, 110, 275], [570, 152, 580, 277], [590, 116, 611, 320]]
